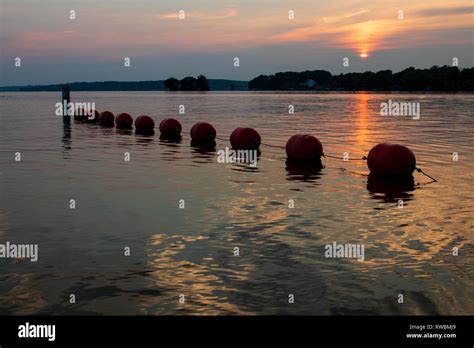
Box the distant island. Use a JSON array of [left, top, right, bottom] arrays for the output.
[[1, 66, 473, 92]]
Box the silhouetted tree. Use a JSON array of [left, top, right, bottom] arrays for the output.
[[461, 67, 474, 91], [248, 66, 473, 91], [195, 75, 210, 91], [179, 77, 197, 91], [248, 75, 269, 89], [374, 70, 393, 89], [164, 78, 179, 91]]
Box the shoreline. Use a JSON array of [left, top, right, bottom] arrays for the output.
[[2, 90, 474, 94]]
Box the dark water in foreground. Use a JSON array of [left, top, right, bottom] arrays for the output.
[[0, 92, 473, 315]]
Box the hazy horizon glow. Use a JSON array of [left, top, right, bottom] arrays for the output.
[[1, 0, 473, 85]]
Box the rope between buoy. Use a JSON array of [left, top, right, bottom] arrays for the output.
[[215, 135, 285, 149], [259, 142, 285, 149], [415, 167, 437, 182], [323, 153, 368, 161]]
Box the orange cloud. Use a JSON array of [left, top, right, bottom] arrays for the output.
[[268, 3, 473, 54], [158, 9, 238, 20]]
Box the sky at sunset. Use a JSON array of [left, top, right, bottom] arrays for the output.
[[1, 0, 473, 85]]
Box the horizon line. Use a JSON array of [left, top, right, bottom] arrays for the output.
[[2, 65, 472, 89]]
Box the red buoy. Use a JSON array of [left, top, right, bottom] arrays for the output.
[[190, 122, 216, 142], [134, 115, 155, 134], [116, 113, 133, 129], [86, 110, 100, 123], [74, 108, 88, 122], [286, 134, 323, 161], [230, 127, 261, 150], [159, 118, 182, 138], [99, 111, 115, 127], [367, 143, 416, 176]]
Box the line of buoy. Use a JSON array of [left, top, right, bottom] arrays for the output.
[[159, 118, 182, 139], [230, 127, 261, 150], [134, 115, 155, 135], [191, 122, 216, 143], [87, 110, 99, 123], [190, 122, 217, 148], [367, 143, 416, 177], [286, 134, 323, 162], [116, 113, 133, 129], [98, 111, 115, 127], [72, 109, 436, 181]]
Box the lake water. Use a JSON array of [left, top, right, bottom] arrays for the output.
[[0, 91, 473, 315]]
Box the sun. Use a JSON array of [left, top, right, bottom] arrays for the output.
[[360, 53, 368, 58]]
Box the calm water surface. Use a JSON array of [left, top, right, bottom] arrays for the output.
[[0, 92, 473, 315]]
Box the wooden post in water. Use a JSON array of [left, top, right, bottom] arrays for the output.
[[61, 84, 70, 122]]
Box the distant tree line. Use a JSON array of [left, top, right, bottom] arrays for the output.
[[248, 66, 474, 91], [16, 78, 246, 92], [19, 81, 166, 91], [164, 75, 210, 91]]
